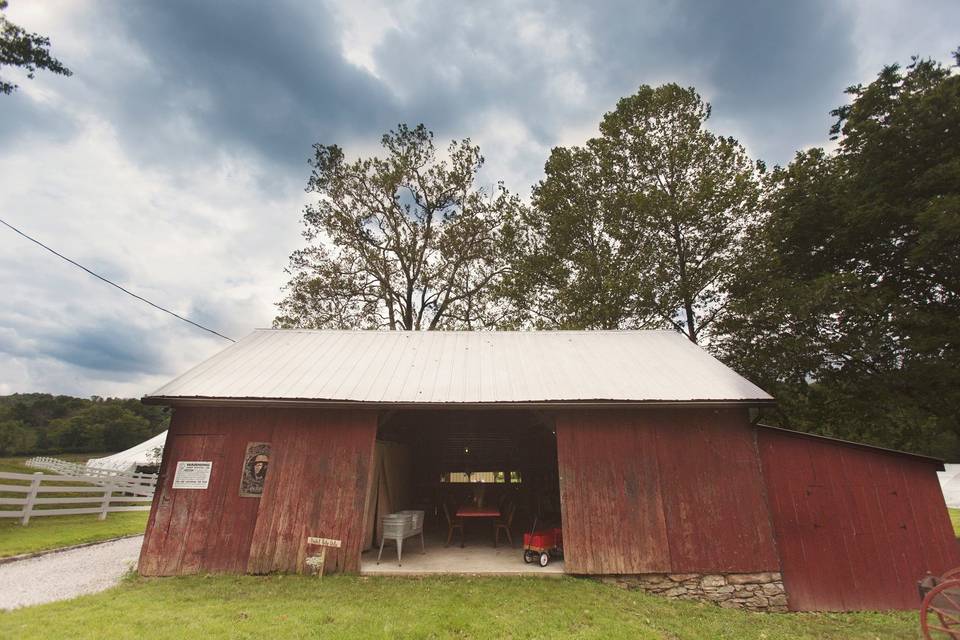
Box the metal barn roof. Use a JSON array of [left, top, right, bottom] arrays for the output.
[[145, 329, 773, 407]]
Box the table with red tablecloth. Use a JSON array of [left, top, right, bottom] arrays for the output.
[[454, 506, 501, 547], [456, 506, 501, 518]]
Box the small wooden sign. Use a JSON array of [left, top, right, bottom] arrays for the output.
[[307, 537, 342, 548], [305, 537, 342, 578]]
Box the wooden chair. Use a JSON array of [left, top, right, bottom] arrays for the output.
[[494, 502, 516, 548], [442, 502, 464, 548]]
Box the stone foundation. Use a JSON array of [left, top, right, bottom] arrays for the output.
[[599, 572, 788, 612]]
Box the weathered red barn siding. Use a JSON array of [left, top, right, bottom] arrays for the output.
[[555, 408, 780, 575], [757, 426, 960, 611], [246, 409, 377, 574], [139, 406, 377, 576]]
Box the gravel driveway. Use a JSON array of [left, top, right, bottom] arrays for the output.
[[0, 535, 144, 610]]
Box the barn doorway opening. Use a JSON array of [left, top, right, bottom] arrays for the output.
[[361, 409, 563, 574]]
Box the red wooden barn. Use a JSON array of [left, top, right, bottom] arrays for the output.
[[139, 330, 958, 611]]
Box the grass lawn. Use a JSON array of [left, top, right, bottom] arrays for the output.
[[0, 454, 148, 557], [0, 512, 148, 558], [0, 574, 918, 640]]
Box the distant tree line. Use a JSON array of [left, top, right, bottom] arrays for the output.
[[0, 394, 169, 456], [277, 50, 960, 459]]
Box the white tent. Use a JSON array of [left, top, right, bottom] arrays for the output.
[[938, 463, 960, 508], [86, 431, 167, 473]]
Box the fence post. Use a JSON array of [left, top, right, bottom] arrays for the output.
[[21, 472, 42, 526], [99, 480, 114, 521]]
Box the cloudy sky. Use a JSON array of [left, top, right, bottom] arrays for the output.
[[0, 1, 957, 398]]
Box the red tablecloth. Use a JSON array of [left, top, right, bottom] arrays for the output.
[[456, 506, 501, 518]]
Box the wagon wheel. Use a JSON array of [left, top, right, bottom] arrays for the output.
[[921, 580, 960, 640], [943, 567, 960, 581]]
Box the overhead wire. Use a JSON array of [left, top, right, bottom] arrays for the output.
[[0, 216, 235, 342]]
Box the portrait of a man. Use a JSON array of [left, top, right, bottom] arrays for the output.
[[240, 442, 271, 497]]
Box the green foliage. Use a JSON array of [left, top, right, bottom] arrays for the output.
[[717, 50, 960, 457], [0, 0, 71, 95], [275, 123, 522, 330], [0, 574, 916, 639], [500, 84, 763, 340], [48, 404, 151, 453], [0, 418, 35, 454], [0, 394, 168, 456]]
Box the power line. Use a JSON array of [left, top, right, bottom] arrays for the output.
[[0, 216, 235, 342]]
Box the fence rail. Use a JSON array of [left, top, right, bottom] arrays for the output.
[[25, 456, 157, 492], [0, 470, 155, 525]]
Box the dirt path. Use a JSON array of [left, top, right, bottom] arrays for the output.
[[0, 535, 143, 610]]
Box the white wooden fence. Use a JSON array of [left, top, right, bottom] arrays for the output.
[[25, 456, 157, 493], [0, 471, 155, 525]]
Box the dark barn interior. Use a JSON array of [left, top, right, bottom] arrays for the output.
[[367, 410, 561, 558]]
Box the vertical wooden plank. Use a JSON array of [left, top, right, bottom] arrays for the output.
[[655, 408, 779, 573], [178, 434, 225, 574], [806, 445, 860, 611], [320, 408, 372, 573], [138, 412, 183, 576], [202, 414, 270, 573], [246, 408, 377, 574], [247, 416, 310, 573], [877, 459, 930, 609], [757, 431, 822, 611], [832, 448, 897, 610], [557, 409, 670, 575], [157, 434, 205, 576]]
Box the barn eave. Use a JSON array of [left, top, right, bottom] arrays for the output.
[[142, 395, 777, 410]]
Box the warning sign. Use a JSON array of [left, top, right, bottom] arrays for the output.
[[172, 461, 212, 489]]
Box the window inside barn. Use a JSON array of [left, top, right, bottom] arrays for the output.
[[440, 471, 522, 483]]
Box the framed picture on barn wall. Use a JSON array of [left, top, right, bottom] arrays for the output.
[[240, 442, 271, 497]]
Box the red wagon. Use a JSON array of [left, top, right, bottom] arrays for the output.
[[523, 527, 563, 567]]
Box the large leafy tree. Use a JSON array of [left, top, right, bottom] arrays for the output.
[[0, 0, 71, 95], [276, 124, 520, 330], [717, 51, 960, 456], [501, 84, 763, 341]]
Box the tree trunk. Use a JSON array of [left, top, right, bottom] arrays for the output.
[[684, 299, 697, 343]]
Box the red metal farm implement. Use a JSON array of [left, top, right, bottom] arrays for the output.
[[919, 568, 960, 639]]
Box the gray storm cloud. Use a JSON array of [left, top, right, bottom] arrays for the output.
[[0, 0, 956, 396]]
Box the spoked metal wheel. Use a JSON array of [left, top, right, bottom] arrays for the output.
[[921, 581, 960, 639]]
